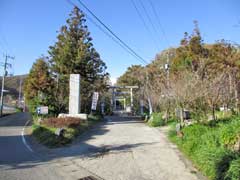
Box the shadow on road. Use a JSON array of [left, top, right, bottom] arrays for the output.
[[0, 115, 152, 172]]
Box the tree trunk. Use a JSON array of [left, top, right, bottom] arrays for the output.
[[148, 97, 153, 115], [212, 105, 216, 121], [234, 80, 239, 114], [180, 107, 184, 126], [166, 100, 171, 123]]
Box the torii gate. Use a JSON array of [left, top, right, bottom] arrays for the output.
[[108, 85, 139, 112]]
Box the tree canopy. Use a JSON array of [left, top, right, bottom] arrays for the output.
[[24, 7, 109, 114], [117, 21, 240, 121]]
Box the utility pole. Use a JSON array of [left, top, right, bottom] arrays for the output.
[[0, 54, 14, 116], [165, 50, 170, 121], [145, 69, 152, 115], [18, 77, 23, 107]]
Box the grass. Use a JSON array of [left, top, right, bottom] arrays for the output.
[[148, 112, 165, 127], [148, 112, 178, 127], [32, 114, 103, 148], [168, 116, 240, 180]]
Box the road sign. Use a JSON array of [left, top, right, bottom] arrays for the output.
[[37, 106, 48, 115], [91, 92, 99, 111]]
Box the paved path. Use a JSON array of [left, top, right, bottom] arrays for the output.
[[39, 116, 204, 180], [0, 113, 204, 180], [0, 113, 63, 180]]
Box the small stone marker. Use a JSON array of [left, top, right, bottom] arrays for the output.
[[176, 123, 181, 133], [55, 128, 65, 137]]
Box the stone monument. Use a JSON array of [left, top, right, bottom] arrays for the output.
[[58, 74, 87, 120], [69, 74, 81, 114]]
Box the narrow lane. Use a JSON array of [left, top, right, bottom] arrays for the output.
[[45, 116, 205, 180], [0, 113, 62, 180], [0, 113, 206, 180]]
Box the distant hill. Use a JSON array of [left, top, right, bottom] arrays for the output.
[[0, 74, 28, 98]]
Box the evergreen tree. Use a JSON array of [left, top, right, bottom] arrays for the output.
[[48, 7, 108, 113], [24, 57, 54, 113]]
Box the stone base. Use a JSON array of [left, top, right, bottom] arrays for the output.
[[58, 113, 88, 120]]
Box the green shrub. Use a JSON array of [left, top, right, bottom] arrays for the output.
[[225, 157, 240, 180], [88, 114, 103, 121], [168, 118, 240, 179], [32, 124, 85, 148], [32, 125, 62, 147], [194, 147, 235, 179], [220, 118, 240, 149], [31, 112, 104, 148], [148, 112, 165, 127], [16, 107, 23, 112], [215, 111, 232, 120], [179, 125, 209, 155]]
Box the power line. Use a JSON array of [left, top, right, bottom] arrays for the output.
[[148, 0, 170, 46], [131, 0, 160, 51], [65, 0, 145, 63], [85, 15, 142, 61], [75, 0, 149, 65], [138, 0, 162, 45]]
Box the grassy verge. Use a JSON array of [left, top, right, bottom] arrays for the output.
[[168, 116, 240, 180], [148, 112, 177, 127], [32, 114, 103, 148]]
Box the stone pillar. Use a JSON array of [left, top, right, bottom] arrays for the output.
[[69, 74, 81, 114]]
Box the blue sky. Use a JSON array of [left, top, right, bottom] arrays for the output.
[[0, 0, 239, 82]]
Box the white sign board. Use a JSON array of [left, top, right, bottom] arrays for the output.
[[91, 92, 99, 111], [126, 106, 131, 113], [69, 74, 81, 114], [37, 106, 48, 115], [101, 102, 105, 114]]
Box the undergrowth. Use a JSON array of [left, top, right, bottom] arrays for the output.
[[168, 116, 240, 180], [32, 114, 102, 148]]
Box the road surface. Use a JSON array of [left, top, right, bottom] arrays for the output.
[[39, 116, 205, 180], [0, 113, 63, 180], [0, 113, 205, 180]]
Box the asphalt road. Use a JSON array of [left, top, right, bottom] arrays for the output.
[[0, 113, 62, 180], [0, 113, 205, 180], [45, 116, 205, 180]]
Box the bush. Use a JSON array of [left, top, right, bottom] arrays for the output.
[[42, 117, 85, 128], [148, 112, 165, 127], [32, 125, 67, 147], [32, 124, 85, 148], [32, 114, 104, 148], [16, 107, 23, 112], [168, 117, 240, 180], [88, 114, 103, 121], [220, 117, 240, 149], [225, 157, 240, 180]]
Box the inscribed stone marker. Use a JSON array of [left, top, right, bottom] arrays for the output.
[[69, 74, 81, 114]]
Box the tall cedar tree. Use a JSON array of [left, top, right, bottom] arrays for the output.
[[48, 7, 108, 113], [24, 58, 54, 113]]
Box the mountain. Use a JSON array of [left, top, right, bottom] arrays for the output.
[[0, 74, 28, 99]]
